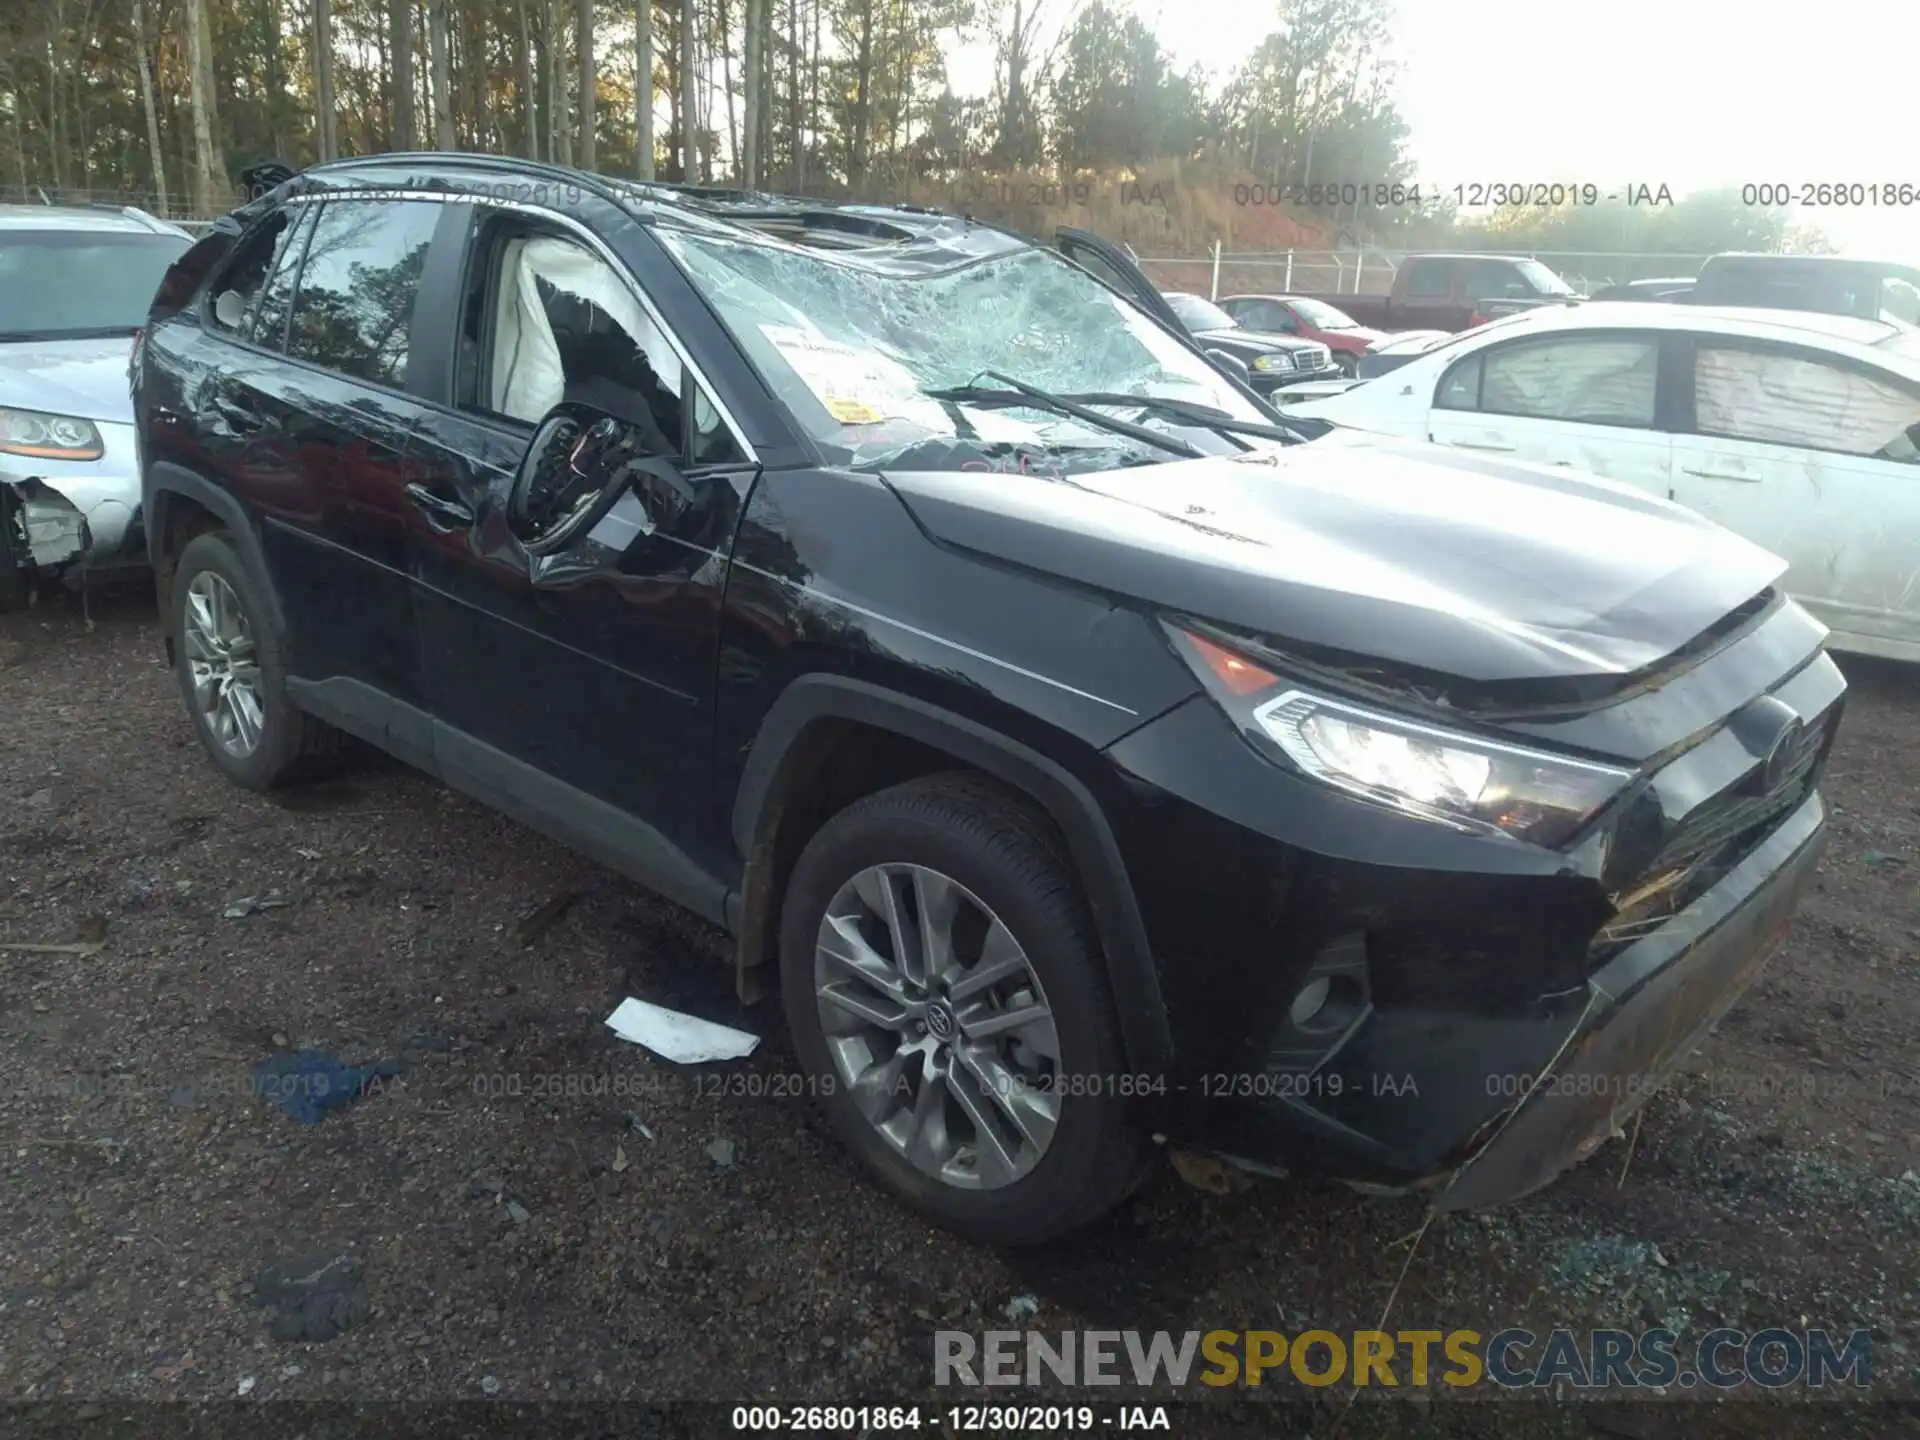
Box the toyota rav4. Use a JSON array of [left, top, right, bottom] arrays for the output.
[[135, 155, 1844, 1244]]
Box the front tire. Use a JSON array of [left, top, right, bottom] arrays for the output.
[[779, 773, 1149, 1245], [171, 531, 340, 790]]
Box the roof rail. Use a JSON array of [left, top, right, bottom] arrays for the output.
[[304, 151, 635, 212]]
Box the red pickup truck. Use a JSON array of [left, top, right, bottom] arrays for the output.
[[1291, 253, 1579, 333]]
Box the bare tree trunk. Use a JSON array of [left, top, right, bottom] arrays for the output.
[[741, 0, 760, 186], [850, 0, 871, 191], [540, 0, 566, 164], [516, 0, 539, 157], [634, 0, 653, 178], [132, 0, 169, 213], [389, 0, 415, 147], [717, 0, 736, 179], [677, 0, 695, 180], [785, 0, 798, 189], [426, 0, 454, 147], [575, 0, 595, 170], [312, 0, 337, 161], [185, 0, 226, 207], [468, 8, 491, 149], [808, 0, 819, 191]]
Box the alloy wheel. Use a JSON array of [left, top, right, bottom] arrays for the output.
[[813, 863, 1062, 1190], [183, 570, 264, 758]]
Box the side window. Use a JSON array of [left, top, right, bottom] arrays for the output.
[[207, 206, 309, 341], [1462, 260, 1525, 302], [1474, 336, 1659, 426], [462, 222, 741, 464], [284, 199, 439, 387], [1243, 302, 1292, 332], [247, 204, 317, 349], [1436, 353, 1483, 410], [1402, 259, 1451, 299], [1694, 344, 1920, 461]]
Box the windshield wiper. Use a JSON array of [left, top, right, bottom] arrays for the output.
[[1052, 392, 1309, 445], [922, 371, 1203, 459], [0, 326, 138, 342]]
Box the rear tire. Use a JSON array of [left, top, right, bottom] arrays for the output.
[[779, 773, 1150, 1245], [170, 531, 342, 791]]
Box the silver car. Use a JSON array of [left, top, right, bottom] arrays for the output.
[[1, 203, 192, 608]]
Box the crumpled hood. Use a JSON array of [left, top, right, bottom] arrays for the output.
[[882, 429, 1789, 683], [0, 337, 135, 425]]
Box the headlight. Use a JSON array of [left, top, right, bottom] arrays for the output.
[[1170, 627, 1634, 846], [0, 408, 104, 461], [1250, 353, 1291, 373]]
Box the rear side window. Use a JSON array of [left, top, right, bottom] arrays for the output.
[[247, 205, 317, 348], [1438, 335, 1659, 426], [1402, 259, 1450, 298], [284, 199, 440, 387], [1694, 344, 1920, 460], [208, 208, 308, 341]]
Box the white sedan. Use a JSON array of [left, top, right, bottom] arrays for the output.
[[1287, 302, 1920, 661]]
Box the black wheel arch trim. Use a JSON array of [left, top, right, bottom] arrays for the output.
[[145, 461, 288, 641], [730, 674, 1173, 1076]]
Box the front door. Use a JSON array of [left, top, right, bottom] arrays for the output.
[[1424, 330, 1674, 498], [1668, 336, 1920, 657], [403, 210, 760, 912]]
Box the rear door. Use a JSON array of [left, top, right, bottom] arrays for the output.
[[248, 195, 454, 714], [1668, 336, 1920, 656], [1424, 330, 1674, 496]]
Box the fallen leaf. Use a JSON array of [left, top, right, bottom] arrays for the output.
[[1168, 1149, 1251, 1195], [612, 1144, 630, 1173]]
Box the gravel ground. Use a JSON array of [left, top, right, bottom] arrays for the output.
[[1, 584, 1915, 1437]]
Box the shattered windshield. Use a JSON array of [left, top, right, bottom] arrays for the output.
[[656, 227, 1284, 474]]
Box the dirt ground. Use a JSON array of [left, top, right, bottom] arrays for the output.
[[1, 583, 1915, 1437]]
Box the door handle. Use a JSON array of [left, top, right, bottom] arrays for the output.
[[1680, 466, 1760, 483], [212, 395, 267, 435], [405, 483, 476, 529]]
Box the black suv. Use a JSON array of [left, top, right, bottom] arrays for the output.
[[136, 155, 1844, 1244]]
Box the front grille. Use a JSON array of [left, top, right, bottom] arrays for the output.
[[1592, 703, 1839, 959], [1301, 344, 1331, 370]]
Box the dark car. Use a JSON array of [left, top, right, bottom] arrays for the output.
[[1689, 252, 1920, 324], [1158, 291, 1347, 393], [136, 154, 1842, 1245]]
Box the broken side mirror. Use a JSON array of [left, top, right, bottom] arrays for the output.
[[507, 402, 695, 555], [213, 289, 248, 329]]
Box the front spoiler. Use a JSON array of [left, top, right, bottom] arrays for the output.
[[1432, 790, 1828, 1210]]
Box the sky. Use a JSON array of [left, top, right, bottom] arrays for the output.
[[945, 0, 1919, 257]]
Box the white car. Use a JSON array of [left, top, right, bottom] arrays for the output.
[[1, 203, 192, 608], [1288, 302, 1920, 661]]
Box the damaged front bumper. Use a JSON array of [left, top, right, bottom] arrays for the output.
[[1433, 789, 1825, 1209], [1102, 603, 1844, 1206], [2, 422, 146, 581]]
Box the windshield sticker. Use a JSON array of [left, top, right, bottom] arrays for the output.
[[759, 323, 946, 428]]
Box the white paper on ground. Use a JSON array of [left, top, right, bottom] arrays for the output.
[[604, 997, 760, 1064]]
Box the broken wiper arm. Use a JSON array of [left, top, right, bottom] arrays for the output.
[[922, 371, 1203, 459], [1055, 392, 1308, 445]]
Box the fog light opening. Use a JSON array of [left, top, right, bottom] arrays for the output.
[[1289, 974, 1366, 1035]]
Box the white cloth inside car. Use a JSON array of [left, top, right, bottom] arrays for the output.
[[491, 236, 682, 423]]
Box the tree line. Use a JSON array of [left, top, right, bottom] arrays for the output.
[[0, 0, 1411, 213], [0, 0, 1816, 258]]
